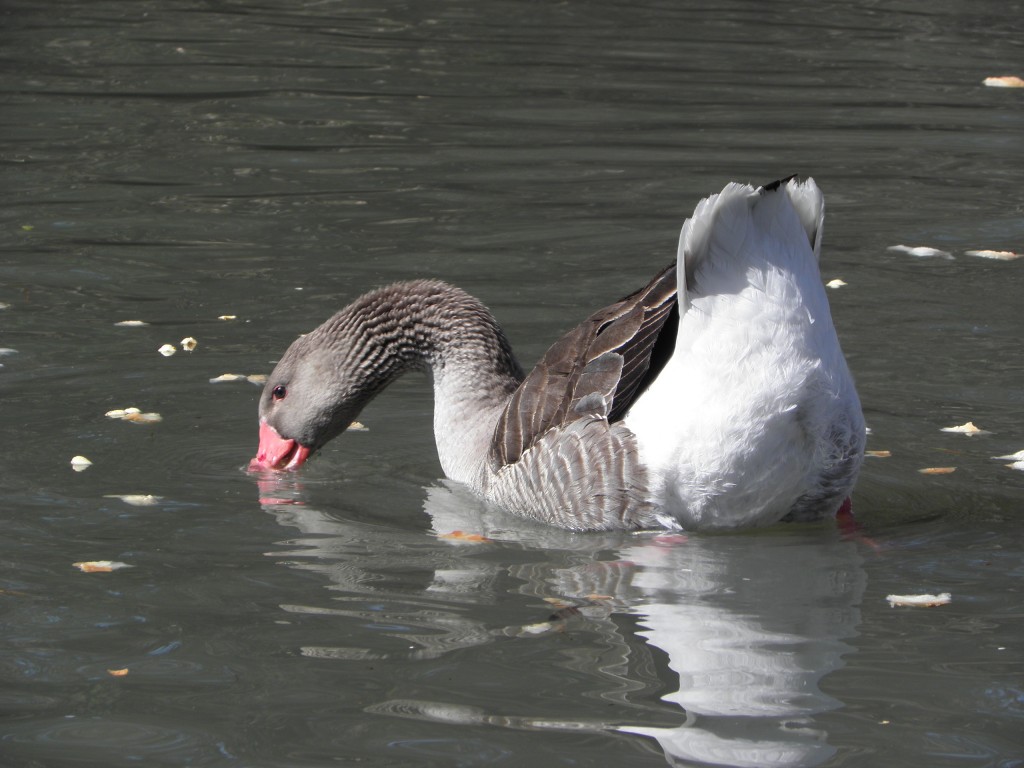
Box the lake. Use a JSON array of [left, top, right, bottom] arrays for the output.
[[1, 0, 1022, 766]]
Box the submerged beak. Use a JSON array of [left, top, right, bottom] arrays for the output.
[[248, 420, 312, 471]]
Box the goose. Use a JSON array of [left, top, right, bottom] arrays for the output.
[[249, 176, 865, 531]]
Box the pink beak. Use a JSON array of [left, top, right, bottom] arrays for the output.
[[249, 421, 312, 471]]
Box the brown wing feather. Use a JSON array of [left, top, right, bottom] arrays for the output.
[[490, 263, 678, 470]]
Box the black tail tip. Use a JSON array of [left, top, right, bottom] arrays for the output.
[[761, 174, 803, 193]]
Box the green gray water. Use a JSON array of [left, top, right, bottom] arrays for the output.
[[2, 1, 1022, 766]]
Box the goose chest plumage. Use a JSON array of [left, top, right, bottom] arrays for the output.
[[250, 177, 866, 531]]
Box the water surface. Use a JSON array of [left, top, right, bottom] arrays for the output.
[[2, 1, 1022, 766]]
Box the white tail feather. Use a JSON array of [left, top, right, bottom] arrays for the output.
[[676, 177, 825, 311], [780, 177, 825, 259]]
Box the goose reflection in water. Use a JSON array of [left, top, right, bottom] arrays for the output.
[[255, 476, 865, 768]]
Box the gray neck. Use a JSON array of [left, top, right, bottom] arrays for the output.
[[320, 280, 525, 488]]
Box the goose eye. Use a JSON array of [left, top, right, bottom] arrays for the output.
[[272, 385, 287, 401]]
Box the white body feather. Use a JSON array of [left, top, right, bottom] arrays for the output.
[[623, 179, 863, 529]]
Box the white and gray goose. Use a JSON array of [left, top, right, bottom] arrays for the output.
[[250, 177, 866, 531]]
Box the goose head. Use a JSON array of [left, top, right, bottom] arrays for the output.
[[248, 279, 523, 475], [249, 329, 377, 471]]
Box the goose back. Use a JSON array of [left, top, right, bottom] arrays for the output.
[[482, 264, 678, 530]]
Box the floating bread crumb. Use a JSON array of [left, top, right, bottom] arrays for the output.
[[70, 455, 93, 471], [73, 560, 133, 573], [886, 592, 951, 607], [114, 320, 148, 327], [865, 450, 892, 458], [826, 278, 847, 289], [887, 244, 953, 259], [983, 75, 1024, 88], [991, 450, 1024, 461], [122, 411, 162, 423], [919, 467, 956, 475], [105, 407, 160, 424], [218, 315, 237, 321], [107, 668, 129, 677], [104, 494, 161, 506], [158, 344, 176, 357], [210, 373, 270, 385], [940, 421, 990, 436], [965, 249, 1021, 261], [180, 337, 197, 352]]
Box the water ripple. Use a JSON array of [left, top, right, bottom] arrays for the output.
[[2, 716, 209, 761]]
